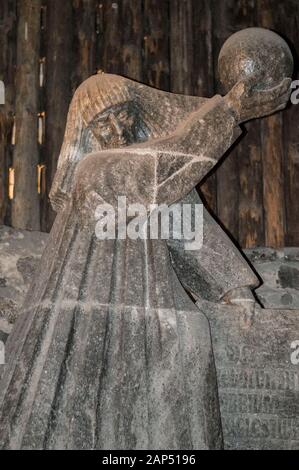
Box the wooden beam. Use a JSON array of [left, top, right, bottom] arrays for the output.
[[72, 0, 97, 89], [192, 0, 216, 213], [268, 0, 299, 246], [0, 0, 17, 225], [212, 0, 241, 243], [121, 0, 142, 81], [169, 0, 193, 94], [12, 0, 41, 230], [258, 0, 287, 247], [212, 0, 265, 248], [99, 0, 142, 81], [41, 0, 73, 232], [170, 1, 217, 212], [143, 0, 170, 91]]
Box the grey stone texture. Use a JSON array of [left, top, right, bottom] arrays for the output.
[[218, 28, 293, 93], [0, 226, 298, 450], [245, 248, 299, 309], [0, 225, 48, 341], [1, 231, 298, 338], [203, 301, 299, 450], [0, 28, 295, 450]]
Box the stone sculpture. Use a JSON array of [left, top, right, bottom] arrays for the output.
[[0, 28, 293, 449]]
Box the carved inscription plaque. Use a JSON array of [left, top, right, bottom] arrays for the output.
[[202, 302, 299, 449]]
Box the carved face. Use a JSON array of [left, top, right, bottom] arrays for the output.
[[89, 101, 150, 149]]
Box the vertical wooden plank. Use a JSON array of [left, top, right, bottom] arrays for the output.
[[238, 120, 264, 248], [143, 0, 170, 91], [270, 0, 299, 246], [99, 0, 122, 74], [0, 88, 7, 222], [72, 0, 97, 90], [237, 1, 264, 248], [258, 0, 287, 247], [95, 1, 103, 72], [191, 0, 214, 99], [38, 1, 47, 203], [12, 0, 41, 230], [99, 0, 142, 81], [0, 0, 17, 225], [169, 0, 193, 94], [212, 0, 265, 248], [170, 0, 214, 96], [211, 0, 240, 242], [192, 0, 216, 212], [170, 0, 217, 212], [41, 0, 73, 232], [260, 114, 285, 247], [121, 0, 142, 81]]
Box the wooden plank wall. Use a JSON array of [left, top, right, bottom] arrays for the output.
[[0, 0, 17, 226], [0, 0, 298, 248]]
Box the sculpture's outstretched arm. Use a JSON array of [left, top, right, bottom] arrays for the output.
[[150, 95, 238, 205], [75, 94, 239, 214], [119, 77, 291, 207], [75, 77, 291, 213]]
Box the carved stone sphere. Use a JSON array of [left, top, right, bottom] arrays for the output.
[[218, 27, 293, 93]]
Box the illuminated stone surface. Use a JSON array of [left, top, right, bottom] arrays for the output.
[[0, 29, 293, 449]]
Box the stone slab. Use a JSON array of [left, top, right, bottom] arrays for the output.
[[202, 301, 299, 449]]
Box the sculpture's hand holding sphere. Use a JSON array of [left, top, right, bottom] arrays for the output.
[[218, 27, 293, 92], [218, 28, 293, 123]]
